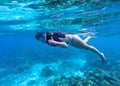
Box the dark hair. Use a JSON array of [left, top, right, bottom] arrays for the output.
[[35, 32, 46, 41]]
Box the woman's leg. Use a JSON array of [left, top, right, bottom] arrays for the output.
[[83, 36, 91, 43], [68, 35, 106, 62], [85, 45, 106, 62]]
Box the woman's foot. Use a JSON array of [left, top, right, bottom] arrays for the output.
[[100, 53, 106, 62]]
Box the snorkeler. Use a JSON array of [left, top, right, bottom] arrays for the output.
[[35, 32, 106, 62]]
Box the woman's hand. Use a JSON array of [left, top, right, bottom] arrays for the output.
[[60, 42, 68, 48], [48, 40, 68, 48]]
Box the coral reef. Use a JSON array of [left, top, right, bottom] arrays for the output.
[[51, 58, 120, 86], [40, 66, 57, 77], [53, 68, 120, 86]]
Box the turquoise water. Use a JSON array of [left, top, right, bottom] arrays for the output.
[[0, 0, 120, 86]]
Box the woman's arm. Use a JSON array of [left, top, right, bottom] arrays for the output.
[[48, 39, 68, 48]]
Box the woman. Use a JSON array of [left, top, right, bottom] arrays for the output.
[[35, 31, 106, 62]]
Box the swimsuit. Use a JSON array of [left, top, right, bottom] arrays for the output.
[[71, 35, 74, 43], [46, 32, 66, 46]]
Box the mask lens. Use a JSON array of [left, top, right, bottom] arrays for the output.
[[38, 33, 46, 43]]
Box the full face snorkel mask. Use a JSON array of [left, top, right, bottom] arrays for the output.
[[36, 32, 46, 43]]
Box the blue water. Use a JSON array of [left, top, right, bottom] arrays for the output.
[[0, 0, 120, 86]]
